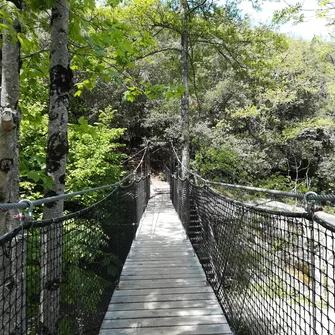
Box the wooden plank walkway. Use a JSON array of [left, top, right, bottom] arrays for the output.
[[99, 180, 233, 335]]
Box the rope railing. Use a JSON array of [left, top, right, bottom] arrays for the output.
[[168, 171, 335, 335], [0, 148, 150, 335]]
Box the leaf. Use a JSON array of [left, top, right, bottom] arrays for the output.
[[78, 116, 89, 127], [42, 176, 54, 190], [74, 90, 82, 97], [27, 171, 41, 183]]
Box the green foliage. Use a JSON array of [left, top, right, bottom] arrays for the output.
[[282, 119, 335, 140], [20, 99, 51, 199], [273, 0, 335, 27], [19, 103, 126, 200], [67, 112, 126, 195], [193, 147, 249, 184], [256, 174, 305, 193]]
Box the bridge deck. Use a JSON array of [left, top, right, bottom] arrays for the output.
[[99, 180, 233, 335]]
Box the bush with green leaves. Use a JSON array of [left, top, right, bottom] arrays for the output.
[[67, 112, 126, 193], [193, 147, 250, 185], [20, 106, 126, 202]]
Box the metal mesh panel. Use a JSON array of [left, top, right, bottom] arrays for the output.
[[0, 176, 150, 335], [170, 175, 335, 335], [0, 231, 26, 334]]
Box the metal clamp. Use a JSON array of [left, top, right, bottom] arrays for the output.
[[19, 199, 34, 221], [304, 191, 323, 213]]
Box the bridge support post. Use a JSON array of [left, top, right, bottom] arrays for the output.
[[182, 179, 190, 237]]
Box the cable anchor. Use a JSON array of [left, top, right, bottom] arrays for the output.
[[13, 199, 34, 223], [304, 191, 323, 213]]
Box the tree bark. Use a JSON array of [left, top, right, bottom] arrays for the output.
[[39, 1, 71, 333], [0, 2, 26, 334], [0, 1, 21, 234], [180, 0, 190, 179]]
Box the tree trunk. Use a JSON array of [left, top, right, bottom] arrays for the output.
[[0, 2, 26, 334], [180, 0, 190, 179], [0, 1, 21, 234], [180, 0, 191, 235], [40, 1, 71, 333]]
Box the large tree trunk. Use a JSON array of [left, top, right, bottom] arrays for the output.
[[179, 0, 191, 234], [0, 2, 26, 334], [39, 1, 71, 333], [0, 1, 21, 234], [180, 0, 190, 179]]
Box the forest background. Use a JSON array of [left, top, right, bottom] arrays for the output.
[[0, 0, 335, 234]]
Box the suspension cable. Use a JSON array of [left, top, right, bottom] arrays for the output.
[[133, 145, 148, 174], [121, 146, 147, 165]]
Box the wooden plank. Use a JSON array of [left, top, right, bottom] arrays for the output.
[[137, 223, 183, 227], [100, 315, 228, 329], [110, 292, 218, 304], [128, 250, 191, 254], [131, 243, 192, 247], [130, 248, 193, 253], [121, 273, 205, 280], [122, 266, 200, 271], [122, 266, 201, 271], [127, 251, 194, 257], [107, 300, 219, 311], [126, 257, 197, 263], [122, 266, 202, 273], [123, 262, 199, 268], [129, 248, 193, 253], [121, 268, 204, 276], [131, 245, 192, 250], [113, 286, 213, 296], [134, 239, 189, 243], [100, 324, 232, 335], [104, 306, 224, 320], [127, 252, 195, 258], [130, 244, 192, 250], [119, 278, 207, 290]]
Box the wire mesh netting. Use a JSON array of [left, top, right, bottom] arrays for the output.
[[170, 175, 335, 335], [0, 175, 150, 335]]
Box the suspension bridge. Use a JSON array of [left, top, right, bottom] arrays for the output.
[[0, 148, 335, 335]]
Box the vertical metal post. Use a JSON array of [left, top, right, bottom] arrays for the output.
[[309, 214, 317, 334], [304, 192, 318, 334], [146, 146, 150, 201], [183, 179, 190, 237]]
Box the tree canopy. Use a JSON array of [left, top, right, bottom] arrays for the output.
[[0, 0, 334, 208]]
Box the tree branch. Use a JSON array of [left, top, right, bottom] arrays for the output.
[[195, 37, 247, 68], [135, 47, 181, 61], [21, 48, 49, 60], [189, 39, 202, 114], [188, 0, 210, 15]]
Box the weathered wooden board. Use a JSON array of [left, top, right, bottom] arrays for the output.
[[110, 292, 219, 304], [104, 306, 224, 319], [100, 324, 232, 335], [99, 183, 233, 335], [107, 300, 218, 311], [127, 251, 194, 258], [101, 315, 229, 328], [121, 268, 205, 276], [112, 286, 213, 296], [120, 272, 205, 280]]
